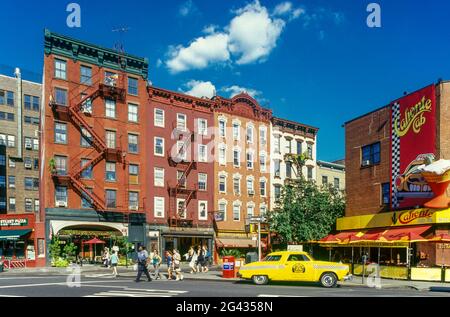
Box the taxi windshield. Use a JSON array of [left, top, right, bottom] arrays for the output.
[[263, 255, 282, 262]]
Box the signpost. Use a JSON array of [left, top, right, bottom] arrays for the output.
[[247, 216, 267, 261]]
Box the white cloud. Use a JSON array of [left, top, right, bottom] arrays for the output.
[[202, 24, 218, 35], [273, 2, 292, 16], [166, 33, 230, 73], [179, 0, 197, 17], [181, 80, 216, 99], [222, 85, 261, 99]]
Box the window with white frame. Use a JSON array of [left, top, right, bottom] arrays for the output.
[[218, 201, 227, 221], [233, 203, 241, 221], [177, 113, 187, 131], [33, 139, 39, 151], [154, 137, 164, 156], [0, 134, 5, 146], [128, 134, 139, 153], [198, 144, 207, 162], [198, 201, 207, 221], [233, 176, 240, 195], [8, 158, 15, 168], [105, 130, 116, 149], [154, 108, 164, 127], [177, 198, 187, 219], [105, 99, 116, 118], [260, 204, 267, 217], [154, 197, 165, 218], [232, 122, 240, 140], [219, 119, 226, 138], [54, 123, 67, 144], [247, 204, 254, 218], [177, 140, 187, 161], [219, 175, 227, 193], [259, 126, 267, 146], [128, 103, 138, 122], [233, 149, 240, 167], [198, 118, 207, 136], [54, 59, 67, 79], [154, 167, 164, 187], [198, 173, 207, 191], [247, 178, 254, 195], [260, 153, 267, 172], [177, 170, 186, 188], [260, 179, 267, 196], [246, 125, 254, 143], [7, 135, 15, 148], [219, 145, 226, 165], [246, 151, 254, 169], [129, 191, 139, 209], [105, 162, 116, 181], [274, 135, 281, 153]]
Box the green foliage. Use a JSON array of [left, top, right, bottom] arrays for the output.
[[268, 178, 345, 244], [220, 249, 245, 259], [54, 258, 69, 267], [62, 242, 78, 260], [49, 236, 62, 263], [49, 158, 56, 174]]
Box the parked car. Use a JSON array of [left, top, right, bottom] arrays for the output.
[[237, 251, 352, 288]]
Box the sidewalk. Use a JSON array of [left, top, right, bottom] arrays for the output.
[[340, 275, 450, 291]]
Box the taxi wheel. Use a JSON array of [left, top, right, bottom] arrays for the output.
[[320, 272, 337, 288], [252, 275, 269, 285]]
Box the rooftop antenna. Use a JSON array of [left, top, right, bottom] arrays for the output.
[[112, 26, 131, 69]]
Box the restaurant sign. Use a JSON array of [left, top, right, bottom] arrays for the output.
[[0, 218, 29, 227], [392, 209, 434, 225]]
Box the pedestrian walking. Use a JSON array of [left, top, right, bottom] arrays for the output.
[[102, 247, 111, 268], [173, 249, 184, 281], [111, 250, 119, 278], [196, 246, 203, 273], [166, 251, 174, 280], [197, 246, 208, 273], [185, 247, 198, 274], [152, 249, 162, 280], [135, 246, 152, 282]]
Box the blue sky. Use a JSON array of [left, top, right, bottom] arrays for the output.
[[1, 0, 449, 161]]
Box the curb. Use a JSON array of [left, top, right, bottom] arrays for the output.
[[430, 286, 450, 293]]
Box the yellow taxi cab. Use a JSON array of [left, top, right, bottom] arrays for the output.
[[237, 251, 352, 287]]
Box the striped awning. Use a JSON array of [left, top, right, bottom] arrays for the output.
[[0, 229, 32, 241]]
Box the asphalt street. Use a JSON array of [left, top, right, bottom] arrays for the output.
[[0, 273, 449, 297]]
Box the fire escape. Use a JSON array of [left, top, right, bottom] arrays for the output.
[[167, 131, 197, 228], [49, 74, 128, 217]]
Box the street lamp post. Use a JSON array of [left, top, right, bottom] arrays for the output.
[[247, 216, 266, 262]]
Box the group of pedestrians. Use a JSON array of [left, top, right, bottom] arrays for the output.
[[185, 245, 210, 274], [102, 247, 120, 278]]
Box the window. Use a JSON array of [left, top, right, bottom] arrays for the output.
[[285, 138, 292, 153], [154, 137, 164, 156], [259, 127, 267, 145], [233, 122, 240, 140], [34, 158, 39, 170], [260, 180, 266, 196], [6, 92, 14, 107], [8, 176, 15, 188], [154, 167, 164, 187], [24, 157, 32, 169], [247, 125, 254, 143], [177, 113, 187, 131], [105, 162, 116, 181], [106, 130, 116, 149], [55, 186, 68, 205], [7, 135, 15, 147], [233, 177, 240, 195], [0, 134, 5, 146], [32, 96, 40, 111], [274, 159, 280, 176], [307, 166, 313, 180], [81, 93, 92, 114], [260, 204, 267, 217], [25, 198, 33, 212], [198, 201, 207, 221], [55, 156, 67, 175], [129, 192, 139, 209], [154, 108, 164, 127], [54, 88, 67, 106], [247, 178, 254, 195], [219, 175, 227, 193], [54, 122, 67, 144], [177, 170, 186, 188], [106, 190, 117, 208], [219, 145, 226, 165], [154, 197, 165, 218], [24, 116, 39, 125], [128, 134, 139, 153], [24, 137, 32, 150], [297, 140, 303, 155], [334, 178, 340, 189], [198, 144, 207, 162], [81, 188, 93, 209], [260, 153, 266, 172], [274, 185, 282, 201], [219, 119, 226, 137], [198, 173, 207, 191], [247, 205, 254, 218], [24, 95, 32, 110], [287, 254, 310, 262], [105, 99, 116, 118], [286, 161, 292, 179], [246, 151, 254, 169], [307, 144, 313, 159], [129, 164, 139, 184], [128, 77, 138, 95], [128, 103, 138, 122], [218, 202, 227, 221], [274, 135, 281, 154], [322, 176, 328, 186], [382, 183, 390, 205], [33, 178, 39, 190], [0, 155, 5, 166], [81, 128, 93, 147], [176, 141, 187, 161], [233, 149, 240, 167], [0, 90, 4, 105], [80, 159, 93, 179], [9, 198, 16, 212], [0, 176, 5, 188], [104, 71, 117, 86], [233, 203, 241, 221], [34, 199, 40, 212], [33, 138, 39, 151], [177, 199, 186, 219], [198, 118, 207, 136], [54, 59, 67, 79], [80, 65, 92, 85], [362, 142, 381, 166], [6, 112, 14, 121]]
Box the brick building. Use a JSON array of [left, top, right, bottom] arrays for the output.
[[38, 30, 149, 265], [0, 69, 41, 266]]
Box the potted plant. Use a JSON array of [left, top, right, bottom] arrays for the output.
[[49, 158, 56, 175]]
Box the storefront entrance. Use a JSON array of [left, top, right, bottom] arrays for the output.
[[161, 234, 213, 261]]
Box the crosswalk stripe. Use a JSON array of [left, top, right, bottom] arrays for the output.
[[258, 294, 309, 297], [84, 287, 187, 297]]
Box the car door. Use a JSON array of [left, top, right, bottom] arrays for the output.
[[283, 254, 314, 282]]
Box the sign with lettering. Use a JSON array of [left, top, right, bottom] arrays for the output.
[[391, 85, 436, 209], [0, 218, 28, 227]]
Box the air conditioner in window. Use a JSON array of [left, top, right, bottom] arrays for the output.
[[362, 160, 371, 167], [82, 107, 92, 115], [248, 190, 255, 196], [275, 171, 280, 177], [129, 205, 139, 211], [24, 163, 32, 169], [25, 144, 32, 150], [56, 201, 67, 208]]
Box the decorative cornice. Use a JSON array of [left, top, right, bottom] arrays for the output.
[[44, 29, 149, 79], [272, 117, 319, 136]]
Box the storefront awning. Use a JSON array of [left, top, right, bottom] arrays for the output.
[[0, 229, 32, 241], [216, 238, 257, 248]]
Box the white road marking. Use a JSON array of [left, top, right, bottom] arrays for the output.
[[258, 294, 309, 297], [0, 279, 130, 289], [85, 288, 187, 298]]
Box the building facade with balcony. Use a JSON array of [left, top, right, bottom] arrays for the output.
[[269, 117, 318, 211], [213, 93, 271, 256], [38, 30, 149, 265], [0, 69, 42, 267], [146, 87, 215, 257]]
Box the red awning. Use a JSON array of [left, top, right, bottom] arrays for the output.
[[381, 225, 431, 242], [319, 231, 360, 244], [216, 238, 257, 248]]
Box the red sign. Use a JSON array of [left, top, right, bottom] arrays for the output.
[[391, 85, 436, 209]]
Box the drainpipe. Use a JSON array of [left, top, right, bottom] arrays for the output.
[[14, 68, 23, 159]]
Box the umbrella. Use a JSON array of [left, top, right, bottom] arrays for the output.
[[81, 238, 106, 263]]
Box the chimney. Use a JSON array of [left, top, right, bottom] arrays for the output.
[[15, 68, 23, 159]]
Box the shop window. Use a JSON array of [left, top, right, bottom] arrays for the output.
[[362, 142, 381, 166]]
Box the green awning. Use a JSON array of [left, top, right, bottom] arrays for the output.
[[0, 229, 32, 241]]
